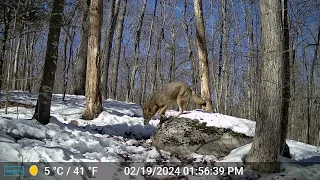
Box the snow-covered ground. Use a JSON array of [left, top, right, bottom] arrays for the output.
[[0, 91, 319, 180]]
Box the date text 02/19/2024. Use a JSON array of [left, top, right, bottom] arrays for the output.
[[124, 166, 244, 176]]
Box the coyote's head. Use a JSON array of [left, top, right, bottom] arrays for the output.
[[142, 104, 157, 125]]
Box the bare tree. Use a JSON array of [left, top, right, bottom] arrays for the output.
[[141, 0, 158, 104], [33, 0, 65, 125], [24, 32, 35, 91], [0, 14, 8, 91], [127, 0, 147, 102], [12, 35, 21, 90], [285, 0, 320, 147], [110, 0, 127, 100], [280, 0, 291, 155], [221, 0, 230, 115], [169, 2, 176, 83], [63, 29, 75, 101], [0, 0, 13, 91], [246, 0, 284, 172], [307, 26, 319, 144], [152, 0, 166, 93], [193, 0, 214, 112], [183, 1, 195, 83], [180, 0, 198, 110], [83, 0, 103, 120], [73, 0, 90, 95], [58, 28, 68, 93], [240, 0, 256, 120], [101, 0, 120, 100]]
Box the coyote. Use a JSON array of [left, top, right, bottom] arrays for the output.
[[142, 81, 206, 125]]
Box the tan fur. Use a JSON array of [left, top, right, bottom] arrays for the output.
[[142, 81, 206, 125]]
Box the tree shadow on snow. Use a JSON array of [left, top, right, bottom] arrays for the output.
[[287, 155, 320, 167], [296, 156, 320, 162], [50, 116, 157, 140]]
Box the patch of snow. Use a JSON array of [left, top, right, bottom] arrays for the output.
[[0, 91, 319, 180], [0, 131, 15, 143], [145, 148, 160, 159], [154, 110, 256, 137]]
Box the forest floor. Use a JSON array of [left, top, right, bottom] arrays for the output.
[[0, 91, 319, 179]]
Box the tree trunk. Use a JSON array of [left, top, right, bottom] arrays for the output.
[[63, 29, 75, 101], [221, 0, 230, 115], [307, 26, 320, 144], [240, 0, 255, 119], [83, 0, 103, 120], [4, 55, 11, 114], [217, 0, 225, 113], [12, 36, 21, 90], [127, 0, 147, 102], [193, 0, 214, 112], [59, 28, 69, 93], [101, 0, 120, 100], [141, 0, 157, 104], [22, 26, 28, 91], [210, 0, 218, 112], [249, 2, 255, 120], [169, 5, 176, 83], [5, 1, 20, 94], [183, 0, 197, 109], [216, 0, 229, 114], [288, 32, 297, 140], [151, 0, 166, 93], [21, 31, 27, 91], [27, 33, 36, 92], [72, 0, 90, 95], [33, 0, 65, 125], [24, 33, 35, 91], [21, 0, 30, 91], [279, 0, 291, 155], [0, 2, 11, 91], [110, 0, 127, 100], [124, 48, 131, 101], [246, 0, 283, 173]]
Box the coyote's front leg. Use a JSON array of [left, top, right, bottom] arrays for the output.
[[158, 104, 169, 122], [175, 97, 188, 118]]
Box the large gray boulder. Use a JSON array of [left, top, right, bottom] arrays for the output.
[[151, 117, 253, 159]]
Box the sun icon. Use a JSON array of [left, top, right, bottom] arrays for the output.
[[29, 165, 38, 176]]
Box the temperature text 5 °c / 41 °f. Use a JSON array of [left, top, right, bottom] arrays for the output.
[[44, 166, 98, 176]]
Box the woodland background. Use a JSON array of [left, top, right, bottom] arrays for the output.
[[0, 0, 319, 147]]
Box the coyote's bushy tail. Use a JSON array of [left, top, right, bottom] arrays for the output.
[[189, 87, 206, 106]]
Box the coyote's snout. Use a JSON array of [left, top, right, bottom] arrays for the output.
[[142, 81, 206, 125]]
